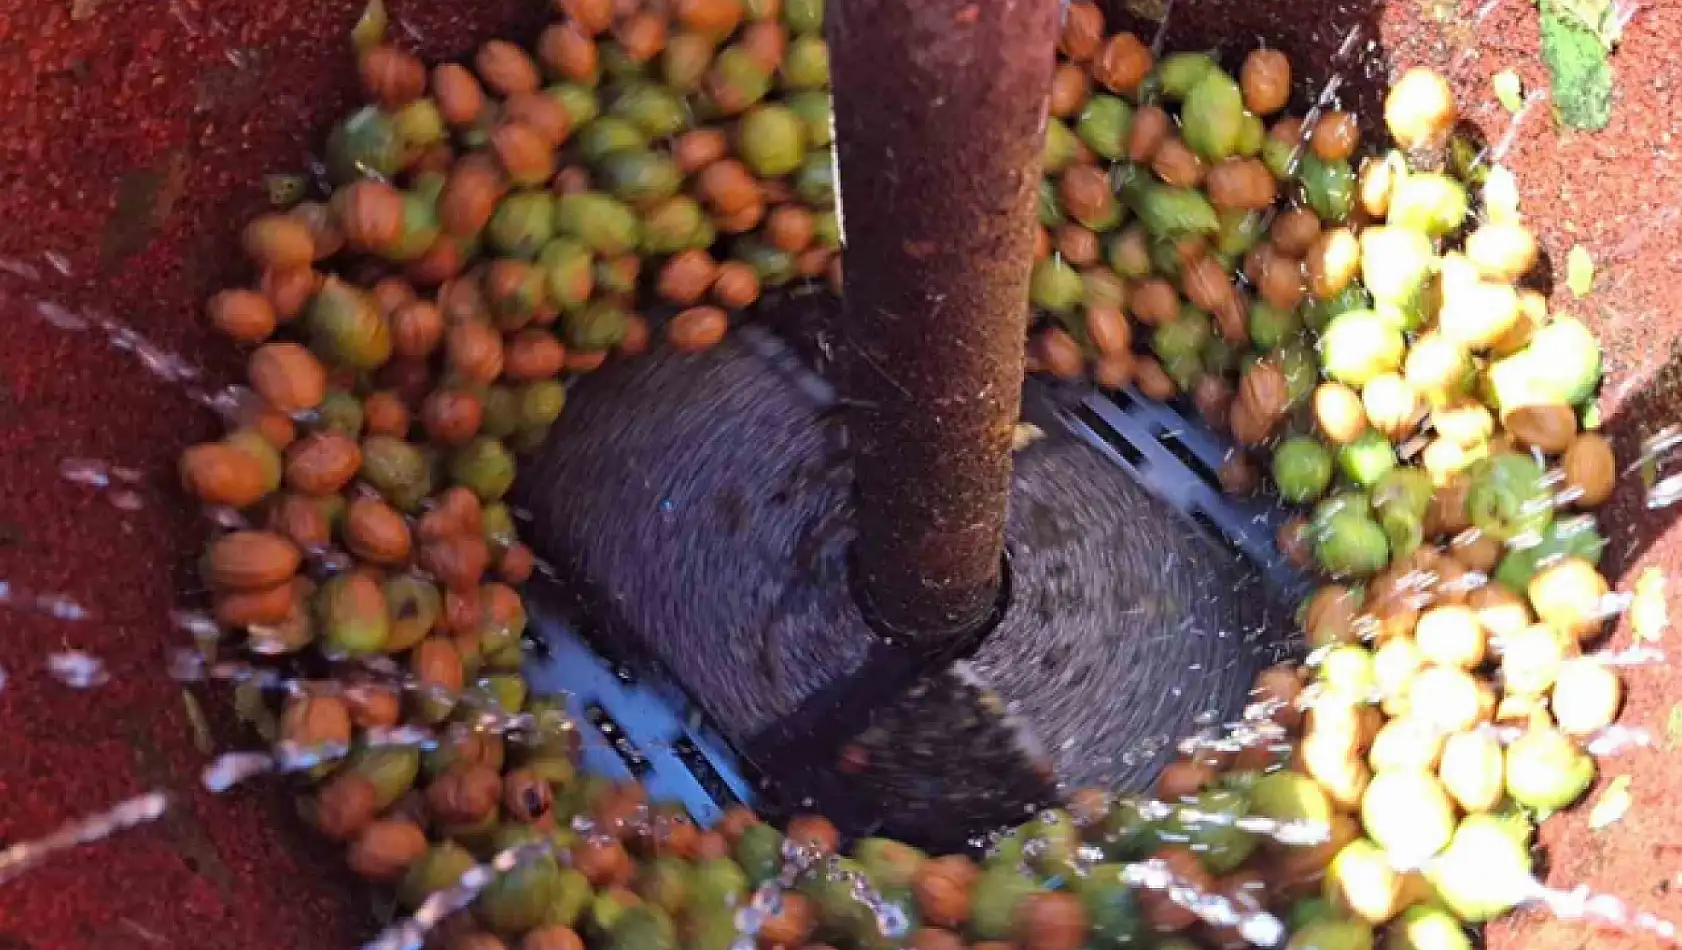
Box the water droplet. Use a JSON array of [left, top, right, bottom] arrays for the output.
[[34, 300, 90, 331], [46, 650, 109, 688], [0, 258, 43, 281], [0, 791, 170, 886]]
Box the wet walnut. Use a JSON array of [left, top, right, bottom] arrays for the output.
[[347, 819, 429, 881], [249, 342, 327, 414], [1562, 433, 1616, 507], [757, 891, 817, 948], [1505, 403, 1578, 455], [1155, 759, 1215, 800], [285, 431, 362, 494], [207, 530, 302, 591], [1240, 49, 1291, 115], [1151, 137, 1206, 188], [1093, 32, 1153, 96], [520, 927, 584, 950], [1227, 395, 1268, 447], [1016, 891, 1089, 950], [333, 180, 406, 254], [668, 306, 730, 353], [179, 442, 269, 509], [1193, 374, 1234, 429], [313, 774, 379, 840], [344, 496, 413, 565], [1218, 453, 1260, 496], [571, 836, 635, 887], [1310, 111, 1360, 161], [1140, 848, 1215, 931], [280, 693, 353, 749], [716, 805, 760, 844], [912, 855, 979, 929], [1205, 158, 1277, 211], [207, 289, 277, 344], [1059, 1, 1104, 61], [1237, 361, 1290, 429], [908, 929, 964, 950], [785, 814, 840, 856], [1036, 328, 1085, 382], [1303, 584, 1361, 647], [475, 40, 541, 96], [426, 764, 502, 824], [1128, 104, 1169, 162], [501, 767, 555, 823], [359, 45, 426, 109], [243, 214, 315, 271]]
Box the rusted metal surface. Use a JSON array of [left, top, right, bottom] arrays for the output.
[[827, 0, 1059, 645]]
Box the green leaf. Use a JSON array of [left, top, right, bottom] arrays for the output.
[[1539, 0, 1615, 131], [1587, 775, 1632, 830], [1567, 244, 1596, 296], [351, 0, 388, 52], [1669, 703, 1682, 749], [1494, 70, 1525, 112], [1553, 0, 1622, 48]]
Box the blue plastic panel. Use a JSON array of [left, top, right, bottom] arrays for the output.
[[1046, 383, 1313, 604], [523, 598, 758, 827]]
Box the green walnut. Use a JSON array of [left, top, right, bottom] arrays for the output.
[[1314, 510, 1390, 577], [738, 104, 808, 178], [1273, 436, 1335, 505]]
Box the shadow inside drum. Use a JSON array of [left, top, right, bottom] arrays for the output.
[[1600, 332, 1682, 579]]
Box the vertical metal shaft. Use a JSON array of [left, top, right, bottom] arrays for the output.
[[827, 0, 1058, 644]]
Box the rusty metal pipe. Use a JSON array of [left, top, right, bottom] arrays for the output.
[[827, 0, 1059, 644]]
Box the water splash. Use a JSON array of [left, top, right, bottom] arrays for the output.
[[200, 742, 354, 791], [45, 651, 109, 689], [363, 839, 557, 950], [732, 840, 908, 950], [0, 791, 171, 886], [1482, 87, 1549, 167], [0, 580, 93, 622], [731, 839, 826, 950], [59, 457, 147, 511], [1534, 879, 1681, 944], [1117, 857, 1286, 946], [1147, 0, 1176, 56], [1130, 795, 1329, 847], [1592, 644, 1665, 667], [1630, 426, 1682, 508], [0, 258, 43, 282], [24, 299, 224, 410]]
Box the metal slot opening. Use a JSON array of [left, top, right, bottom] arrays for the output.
[[1188, 506, 1254, 570], [583, 703, 653, 775], [1156, 428, 1224, 491], [1067, 403, 1147, 467], [1104, 386, 1140, 412], [671, 735, 743, 809]]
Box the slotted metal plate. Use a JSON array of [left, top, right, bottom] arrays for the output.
[[524, 332, 1310, 823]]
